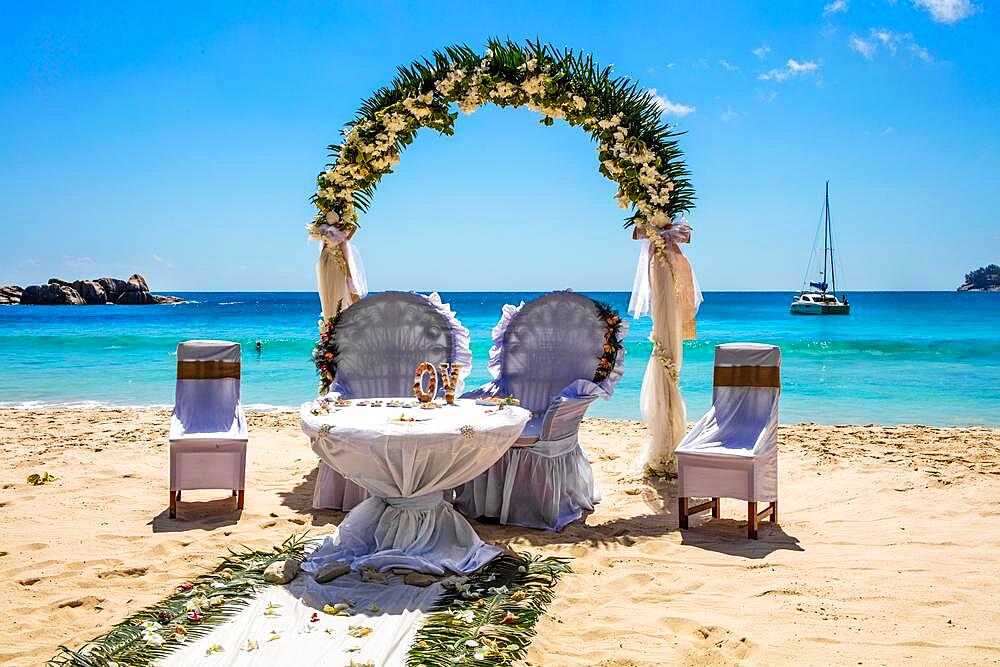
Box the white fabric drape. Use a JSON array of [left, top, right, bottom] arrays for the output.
[[453, 431, 599, 530], [630, 223, 701, 475], [164, 567, 441, 666], [628, 238, 653, 319], [170, 341, 245, 440], [300, 399, 529, 574], [316, 228, 368, 319]]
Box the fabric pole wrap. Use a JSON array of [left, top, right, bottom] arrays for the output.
[[628, 221, 703, 475], [316, 226, 368, 319]]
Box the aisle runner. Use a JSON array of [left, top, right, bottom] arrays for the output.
[[48, 533, 570, 667], [166, 573, 441, 666]]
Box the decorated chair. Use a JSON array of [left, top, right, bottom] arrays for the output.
[[675, 343, 781, 539], [311, 291, 471, 510], [169, 340, 247, 519], [453, 290, 627, 530]]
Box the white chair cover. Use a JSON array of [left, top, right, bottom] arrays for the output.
[[313, 292, 472, 510], [675, 343, 781, 502], [169, 340, 247, 492], [454, 291, 627, 530]]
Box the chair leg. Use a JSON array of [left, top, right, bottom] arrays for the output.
[[678, 497, 689, 529], [770, 500, 778, 524], [236, 490, 245, 510], [712, 497, 721, 518], [232, 490, 237, 497], [748, 501, 758, 539], [169, 491, 177, 519]]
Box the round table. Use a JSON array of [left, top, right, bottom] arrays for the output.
[[299, 397, 530, 575]]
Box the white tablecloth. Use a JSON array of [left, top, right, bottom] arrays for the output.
[[300, 398, 530, 574]]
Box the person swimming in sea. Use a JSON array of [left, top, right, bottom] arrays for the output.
[[255, 340, 262, 356]]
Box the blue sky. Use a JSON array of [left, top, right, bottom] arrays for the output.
[[1, 0, 996, 291]]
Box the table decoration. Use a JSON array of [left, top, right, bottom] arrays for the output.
[[474, 396, 520, 407], [438, 362, 462, 404], [412, 361, 438, 402]]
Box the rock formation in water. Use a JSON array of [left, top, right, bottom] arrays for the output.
[[957, 264, 1000, 292], [0, 285, 24, 305], [4, 274, 183, 305]]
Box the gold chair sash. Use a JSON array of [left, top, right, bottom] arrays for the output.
[[177, 360, 241, 380], [713, 365, 780, 388]]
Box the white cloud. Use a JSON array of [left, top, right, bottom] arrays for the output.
[[719, 59, 740, 72], [872, 28, 901, 52], [911, 0, 979, 24], [756, 89, 779, 103], [824, 0, 850, 16], [881, 126, 895, 135], [849, 35, 876, 59], [910, 42, 934, 62], [720, 108, 744, 122], [758, 58, 821, 82], [649, 89, 696, 117], [63, 256, 97, 269], [852, 28, 934, 62], [752, 45, 771, 59], [152, 253, 176, 269]]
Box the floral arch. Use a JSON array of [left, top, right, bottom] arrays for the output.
[[309, 38, 700, 474]]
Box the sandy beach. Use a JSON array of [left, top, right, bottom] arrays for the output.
[[1, 408, 999, 666]]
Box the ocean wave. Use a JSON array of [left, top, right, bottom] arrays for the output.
[[0, 399, 297, 412], [664, 338, 1000, 359], [0, 399, 173, 410], [242, 403, 299, 412]]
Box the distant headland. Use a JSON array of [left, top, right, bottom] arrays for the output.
[[0, 274, 183, 305], [957, 264, 1000, 292]]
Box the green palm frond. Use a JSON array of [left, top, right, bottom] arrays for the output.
[[310, 37, 696, 234], [47, 533, 314, 667], [407, 552, 572, 666]]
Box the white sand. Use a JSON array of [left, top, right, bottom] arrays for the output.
[[1, 409, 998, 665]]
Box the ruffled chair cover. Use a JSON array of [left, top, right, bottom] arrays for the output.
[[454, 291, 626, 530], [313, 292, 471, 510]]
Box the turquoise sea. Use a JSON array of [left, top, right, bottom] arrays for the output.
[[0, 291, 997, 426]]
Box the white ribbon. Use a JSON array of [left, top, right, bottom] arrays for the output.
[[627, 221, 702, 320], [628, 237, 653, 318], [322, 225, 368, 299]]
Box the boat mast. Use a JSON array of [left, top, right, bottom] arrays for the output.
[[827, 181, 838, 296], [821, 182, 829, 294]]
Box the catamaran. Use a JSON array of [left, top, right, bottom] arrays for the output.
[[791, 182, 850, 315]]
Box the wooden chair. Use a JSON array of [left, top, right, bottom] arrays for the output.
[[169, 340, 247, 519], [675, 343, 781, 539]]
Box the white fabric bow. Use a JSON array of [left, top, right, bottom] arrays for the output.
[[322, 226, 368, 299], [628, 221, 702, 320]]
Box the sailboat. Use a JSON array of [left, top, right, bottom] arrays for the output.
[[790, 182, 850, 315]]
